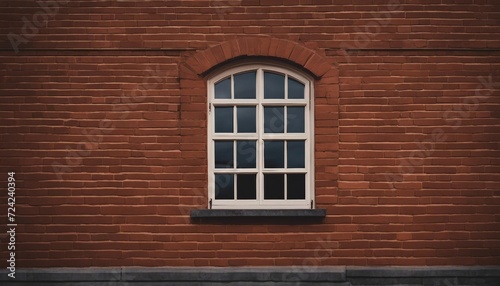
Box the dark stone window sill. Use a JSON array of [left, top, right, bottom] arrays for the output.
[[190, 209, 326, 218]]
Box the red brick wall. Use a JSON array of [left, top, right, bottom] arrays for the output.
[[0, 0, 499, 267]]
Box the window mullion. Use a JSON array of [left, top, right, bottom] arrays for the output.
[[257, 68, 264, 206]]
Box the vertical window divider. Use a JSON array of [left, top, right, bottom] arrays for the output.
[[233, 106, 237, 135], [257, 68, 264, 206], [285, 74, 288, 100], [284, 142, 288, 200]]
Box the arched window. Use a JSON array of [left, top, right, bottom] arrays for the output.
[[207, 62, 314, 209]]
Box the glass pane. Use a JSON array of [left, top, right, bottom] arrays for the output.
[[264, 174, 284, 199], [287, 106, 304, 133], [264, 72, 285, 99], [264, 106, 284, 133], [264, 140, 284, 168], [287, 174, 305, 200], [215, 106, 233, 133], [287, 141, 305, 168], [215, 174, 234, 199], [215, 78, 231, 99], [237, 140, 256, 168], [237, 174, 256, 200], [288, 77, 305, 99], [234, 71, 256, 99], [215, 141, 233, 168], [237, 106, 256, 133]]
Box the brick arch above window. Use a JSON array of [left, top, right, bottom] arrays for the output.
[[182, 37, 335, 79], [178, 37, 339, 211]]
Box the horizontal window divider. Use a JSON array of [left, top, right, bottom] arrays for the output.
[[261, 99, 308, 106], [212, 101, 258, 105], [263, 169, 307, 173], [213, 169, 258, 173], [212, 135, 259, 139], [261, 135, 307, 140]]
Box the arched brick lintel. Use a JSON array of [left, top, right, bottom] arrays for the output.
[[183, 37, 334, 79]]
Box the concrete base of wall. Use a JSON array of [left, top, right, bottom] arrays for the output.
[[1, 266, 499, 285]]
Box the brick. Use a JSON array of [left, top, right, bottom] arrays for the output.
[[0, 1, 499, 270]]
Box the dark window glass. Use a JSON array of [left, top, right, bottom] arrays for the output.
[[237, 106, 256, 133], [215, 106, 233, 133], [237, 174, 256, 200], [264, 72, 285, 99], [287, 174, 305, 200], [264, 106, 284, 133], [287, 106, 304, 133], [215, 174, 234, 199], [264, 140, 284, 168], [237, 141, 256, 168], [215, 78, 231, 99], [234, 71, 256, 99], [264, 174, 284, 199], [287, 141, 305, 168], [288, 77, 304, 99], [215, 141, 233, 168]]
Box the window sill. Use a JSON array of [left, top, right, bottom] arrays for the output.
[[190, 209, 326, 218]]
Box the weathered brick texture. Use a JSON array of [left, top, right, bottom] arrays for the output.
[[0, 0, 499, 267]]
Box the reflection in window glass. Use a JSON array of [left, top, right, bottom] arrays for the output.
[[215, 78, 231, 99], [215, 107, 233, 133], [288, 77, 304, 99], [234, 71, 256, 99], [237, 174, 256, 200], [287, 106, 304, 133], [237, 106, 256, 133], [237, 141, 256, 168], [215, 174, 234, 199], [215, 141, 233, 168], [287, 174, 305, 199], [264, 141, 284, 168], [264, 72, 285, 99], [264, 106, 284, 133], [264, 174, 284, 199], [287, 141, 305, 168]]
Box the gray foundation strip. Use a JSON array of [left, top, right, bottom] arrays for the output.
[[0, 266, 499, 285]]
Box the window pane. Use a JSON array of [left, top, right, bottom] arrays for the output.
[[287, 141, 305, 168], [234, 71, 256, 99], [288, 77, 304, 99], [215, 106, 233, 133], [237, 174, 256, 200], [215, 78, 231, 99], [237, 106, 256, 133], [264, 72, 285, 99], [287, 106, 304, 133], [264, 106, 284, 133], [264, 140, 284, 168], [264, 174, 284, 199], [287, 174, 305, 200], [215, 141, 233, 168], [237, 140, 256, 168], [215, 174, 234, 199]]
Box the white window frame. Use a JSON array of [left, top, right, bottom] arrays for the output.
[[207, 62, 315, 210]]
